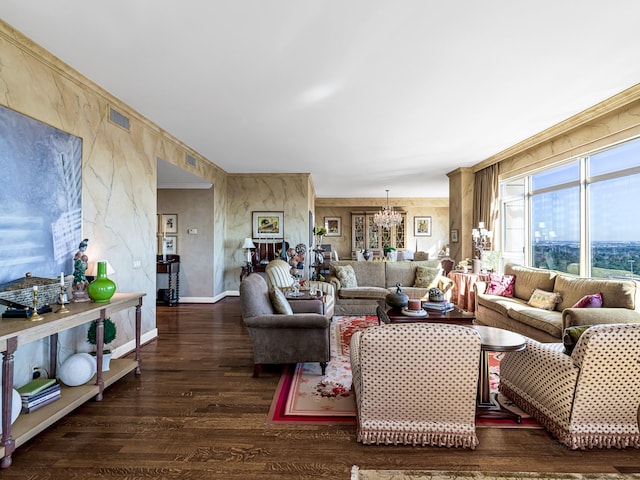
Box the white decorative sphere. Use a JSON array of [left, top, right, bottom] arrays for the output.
[[0, 389, 21, 433], [59, 353, 97, 387]]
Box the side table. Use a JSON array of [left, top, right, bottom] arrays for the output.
[[447, 271, 490, 312]]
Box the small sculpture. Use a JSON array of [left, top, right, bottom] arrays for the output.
[[385, 283, 409, 310], [72, 239, 90, 302]]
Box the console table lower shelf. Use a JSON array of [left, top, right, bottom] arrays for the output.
[[5, 358, 138, 453]]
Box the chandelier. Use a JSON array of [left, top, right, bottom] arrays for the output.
[[373, 190, 403, 229]]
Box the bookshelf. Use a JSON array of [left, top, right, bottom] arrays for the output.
[[0, 293, 145, 469]]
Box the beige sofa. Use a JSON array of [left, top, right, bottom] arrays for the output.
[[326, 260, 452, 315], [474, 263, 640, 342]]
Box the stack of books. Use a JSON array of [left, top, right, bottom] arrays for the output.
[[16, 378, 61, 413], [422, 300, 455, 312]]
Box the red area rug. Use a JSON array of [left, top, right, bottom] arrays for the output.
[[267, 316, 542, 428]]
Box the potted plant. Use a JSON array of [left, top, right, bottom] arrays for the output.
[[87, 317, 117, 371], [313, 226, 327, 247]]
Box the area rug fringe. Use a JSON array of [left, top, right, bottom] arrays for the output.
[[350, 467, 640, 479], [357, 429, 478, 449]]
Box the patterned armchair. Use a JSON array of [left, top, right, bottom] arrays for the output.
[[499, 323, 640, 449], [349, 323, 481, 448], [265, 259, 335, 318]]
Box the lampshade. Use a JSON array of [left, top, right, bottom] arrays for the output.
[[242, 237, 256, 249], [86, 260, 115, 277]]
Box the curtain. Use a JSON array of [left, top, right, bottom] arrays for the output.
[[473, 164, 499, 233]]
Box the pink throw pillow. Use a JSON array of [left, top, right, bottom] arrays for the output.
[[572, 292, 603, 308], [485, 274, 516, 298]]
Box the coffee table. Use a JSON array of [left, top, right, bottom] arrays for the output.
[[385, 306, 475, 325], [472, 325, 526, 423]]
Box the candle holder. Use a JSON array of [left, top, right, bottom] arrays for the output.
[[29, 288, 44, 321], [57, 285, 70, 314]]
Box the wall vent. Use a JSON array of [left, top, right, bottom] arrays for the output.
[[186, 154, 197, 166], [108, 106, 130, 131]]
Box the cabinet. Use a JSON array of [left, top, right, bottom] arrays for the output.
[[351, 212, 407, 259], [156, 254, 180, 305], [0, 292, 144, 468]]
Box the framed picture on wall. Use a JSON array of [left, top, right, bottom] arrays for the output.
[[252, 211, 284, 239], [414, 216, 432, 236], [451, 229, 459, 243], [160, 213, 178, 234], [324, 216, 341, 237], [160, 235, 178, 255]]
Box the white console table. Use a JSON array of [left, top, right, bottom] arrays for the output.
[[0, 292, 145, 468]]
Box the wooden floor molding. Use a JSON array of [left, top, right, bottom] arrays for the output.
[[4, 299, 640, 479]]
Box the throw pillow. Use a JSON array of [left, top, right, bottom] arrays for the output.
[[335, 264, 358, 288], [527, 288, 561, 310], [270, 287, 293, 315], [563, 325, 590, 355], [413, 266, 440, 288], [485, 274, 516, 297], [572, 292, 603, 308]]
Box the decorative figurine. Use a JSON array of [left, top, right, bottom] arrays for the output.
[[72, 239, 91, 302]]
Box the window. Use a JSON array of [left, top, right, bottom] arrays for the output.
[[500, 137, 640, 278]]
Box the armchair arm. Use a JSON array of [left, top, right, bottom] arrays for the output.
[[473, 281, 488, 295], [326, 275, 341, 292], [562, 308, 640, 330], [243, 313, 331, 329], [290, 300, 324, 314]]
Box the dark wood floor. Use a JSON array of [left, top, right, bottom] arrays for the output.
[[3, 298, 640, 479]]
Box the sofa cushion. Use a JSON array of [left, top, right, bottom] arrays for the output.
[[385, 260, 440, 289], [270, 287, 293, 315], [507, 307, 564, 338], [335, 264, 358, 288], [413, 266, 440, 289], [485, 273, 516, 297], [527, 288, 561, 310], [572, 292, 603, 308], [331, 261, 386, 288], [338, 286, 389, 300], [477, 293, 524, 317], [554, 274, 637, 311], [504, 264, 557, 301]]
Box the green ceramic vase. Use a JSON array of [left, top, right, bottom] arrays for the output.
[[87, 261, 116, 302]]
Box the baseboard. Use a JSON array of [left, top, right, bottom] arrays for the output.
[[112, 328, 158, 359], [176, 291, 238, 303]]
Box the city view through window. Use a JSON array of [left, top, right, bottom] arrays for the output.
[[502, 137, 640, 279]]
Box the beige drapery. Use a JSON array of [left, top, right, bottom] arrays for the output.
[[472, 164, 499, 233]]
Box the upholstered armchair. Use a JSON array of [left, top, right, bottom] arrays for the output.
[[265, 259, 335, 318], [499, 323, 640, 449], [240, 274, 332, 377], [350, 323, 481, 448]]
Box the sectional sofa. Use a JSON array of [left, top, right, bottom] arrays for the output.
[[474, 263, 640, 342], [326, 260, 452, 315]]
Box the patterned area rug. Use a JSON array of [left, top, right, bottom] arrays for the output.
[[351, 467, 640, 480], [267, 316, 540, 428]]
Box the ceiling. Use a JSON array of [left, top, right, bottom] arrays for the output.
[[3, 1, 640, 198]]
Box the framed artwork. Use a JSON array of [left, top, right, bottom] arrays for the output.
[[160, 213, 178, 234], [159, 235, 178, 255], [451, 229, 459, 243], [0, 105, 82, 283], [414, 216, 432, 236], [324, 216, 341, 237], [252, 211, 284, 239]]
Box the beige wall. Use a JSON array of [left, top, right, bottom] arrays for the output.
[[0, 20, 229, 386], [158, 188, 215, 299], [225, 173, 314, 290]]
